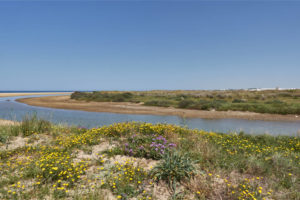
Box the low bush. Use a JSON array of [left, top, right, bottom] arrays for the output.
[[70, 90, 300, 114], [232, 99, 245, 103], [0, 121, 299, 199], [123, 134, 176, 160], [20, 115, 51, 136], [178, 99, 196, 108], [144, 100, 173, 107], [151, 150, 196, 194], [105, 160, 148, 198], [71, 91, 134, 102], [107, 134, 177, 160], [24, 148, 88, 186]]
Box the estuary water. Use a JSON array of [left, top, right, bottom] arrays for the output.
[[0, 95, 300, 136]]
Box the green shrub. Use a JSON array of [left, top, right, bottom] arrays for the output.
[[70, 90, 300, 115], [151, 150, 195, 193], [114, 134, 177, 160], [265, 99, 285, 104], [278, 92, 292, 97], [70, 91, 89, 100], [232, 99, 245, 103], [144, 100, 172, 107], [189, 100, 210, 110], [20, 115, 51, 136], [106, 160, 148, 198], [71, 91, 134, 102], [178, 99, 195, 108], [0, 130, 8, 144]]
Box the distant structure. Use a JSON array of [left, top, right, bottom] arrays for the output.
[[246, 87, 296, 91]]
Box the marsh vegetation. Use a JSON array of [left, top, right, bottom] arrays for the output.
[[71, 89, 300, 115]]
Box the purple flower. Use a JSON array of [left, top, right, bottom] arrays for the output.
[[168, 143, 177, 147], [150, 142, 155, 147], [129, 149, 133, 155], [155, 135, 167, 145], [139, 145, 144, 150]]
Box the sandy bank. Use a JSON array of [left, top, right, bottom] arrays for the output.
[[0, 92, 71, 98], [16, 95, 300, 122], [0, 119, 18, 126]]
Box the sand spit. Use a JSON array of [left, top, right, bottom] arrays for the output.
[[0, 92, 71, 98], [16, 95, 300, 122]]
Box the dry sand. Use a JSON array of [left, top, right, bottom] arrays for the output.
[[16, 95, 300, 122], [0, 119, 18, 126], [0, 92, 71, 97]]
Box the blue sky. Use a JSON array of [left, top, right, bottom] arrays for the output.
[[0, 1, 299, 91]]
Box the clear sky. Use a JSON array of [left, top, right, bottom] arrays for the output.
[[0, 1, 299, 91]]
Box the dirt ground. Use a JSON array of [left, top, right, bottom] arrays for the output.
[[15, 96, 300, 122]]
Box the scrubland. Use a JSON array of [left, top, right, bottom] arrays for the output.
[[0, 116, 299, 200], [71, 90, 300, 115]]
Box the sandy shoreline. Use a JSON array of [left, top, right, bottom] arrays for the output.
[[16, 95, 300, 122], [0, 92, 72, 98]]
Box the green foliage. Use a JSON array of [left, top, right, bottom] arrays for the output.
[[178, 99, 196, 108], [0, 121, 299, 199], [24, 148, 87, 185], [0, 125, 21, 145], [0, 127, 9, 144], [71, 91, 134, 102], [20, 114, 51, 136], [105, 161, 148, 198], [151, 150, 195, 193], [226, 178, 268, 200], [232, 99, 245, 103], [108, 134, 177, 160], [70, 90, 300, 114], [144, 100, 173, 107]]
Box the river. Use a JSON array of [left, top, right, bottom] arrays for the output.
[[0, 94, 300, 136]]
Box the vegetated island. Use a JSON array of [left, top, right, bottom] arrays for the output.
[[0, 116, 299, 199], [16, 90, 300, 122]]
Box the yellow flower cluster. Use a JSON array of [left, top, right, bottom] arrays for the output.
[[202, 132, 299, 158], [6, 181, 26, 198], [56, 131, 101, 148], [56, 122, 187, 149], [0, 122, 298, 199], [98, 122, 185, 137], [225, 177, 272, 200], [106, 159, 150, 199], [32, 147, 88, 188]]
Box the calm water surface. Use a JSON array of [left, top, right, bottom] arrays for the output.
[[0, 95, 300, 136]]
